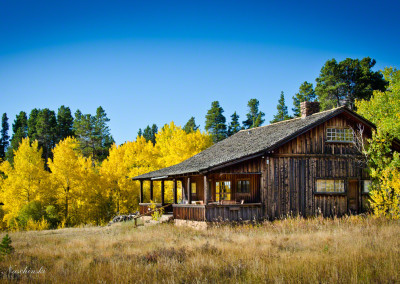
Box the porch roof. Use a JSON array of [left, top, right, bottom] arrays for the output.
[[133, 106, 373, 180]]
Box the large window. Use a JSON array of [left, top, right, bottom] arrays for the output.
[[216, 181, 231, 201], [316, 179, 345, 193], [326, 128, 354, 142], [237, 180, 250, 194]]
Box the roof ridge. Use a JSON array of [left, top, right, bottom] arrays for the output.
[[238, 106, 344, 133]]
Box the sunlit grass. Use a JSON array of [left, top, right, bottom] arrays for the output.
[[1, 215, 399, 283]]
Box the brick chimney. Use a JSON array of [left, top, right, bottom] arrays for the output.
[[300, 101, 320, 118]]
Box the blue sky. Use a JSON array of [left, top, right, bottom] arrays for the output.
[[1, 0, 399, 144]]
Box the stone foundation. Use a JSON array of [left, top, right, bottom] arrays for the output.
[[174, 219, 208, 230]]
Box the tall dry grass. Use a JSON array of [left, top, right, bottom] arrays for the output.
[[0, 215, 399, 283]]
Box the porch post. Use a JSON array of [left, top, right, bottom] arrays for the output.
[[161, 180, 165, 205], [139, 180, 144, 203], [203, 175, 208, 204], [149, 180, 154, 201], [187, 177, 192, 204], [173, 179, 178, 204]]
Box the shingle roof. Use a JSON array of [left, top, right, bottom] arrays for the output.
[[133, 107, 350, 180]]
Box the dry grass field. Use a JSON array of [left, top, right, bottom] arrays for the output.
[[0, 215, 399, 283]]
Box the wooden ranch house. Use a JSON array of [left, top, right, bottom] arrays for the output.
[[133, 102, 398, 223]]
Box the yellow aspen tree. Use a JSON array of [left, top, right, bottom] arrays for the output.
[[0, 138, 49, 225], [48, 137, 81, 224], [100, 143, 137, 214]]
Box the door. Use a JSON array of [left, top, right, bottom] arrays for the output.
[[348, 180, 359, 213]]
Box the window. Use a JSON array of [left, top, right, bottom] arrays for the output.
[[326, 128, 354, 142], [191, 182, 196, 194], [316, 179, 345, 193], [362, 180, 372, 193], [216, 181, 231, 201], [237, 180, 250, 193]]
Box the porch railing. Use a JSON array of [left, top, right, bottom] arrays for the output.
[[172, 203, 263, 222]]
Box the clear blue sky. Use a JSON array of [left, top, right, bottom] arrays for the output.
[[1, 0, 399, 144]]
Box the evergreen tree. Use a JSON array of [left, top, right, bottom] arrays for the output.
[[57, 105, 74, 141], [292, 81, 316, 117], [0, 234, 14, 256], [35, 108, 58, 163], [73, 107, 114, 161], [315, 57, 387, 110], [227, 112, 241, 136], [183, 117, 199, 133], [205, 101, 227, 143], [242, 99, 265, 129], [0, 113, 9, 160], [271, 92, 292, 123], [27, 108, 40, 140], [6, 111, 28, 163], [137, 128, 142, 138], [94, 106, 114, 161], [142, 124, 158, 145], [150, 124, 158, 145]]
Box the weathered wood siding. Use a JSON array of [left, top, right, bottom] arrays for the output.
[[173, 204, 263, 222], [263, 113, 371, 219], [205, 204, 263, 222]]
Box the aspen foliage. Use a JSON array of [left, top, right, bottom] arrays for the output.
[[0, 122, 212, 229], [366, 131, 400, 219], [0, 138, 50, 227]]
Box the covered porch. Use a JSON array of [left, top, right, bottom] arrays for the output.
[[137, 172, 264, 222]]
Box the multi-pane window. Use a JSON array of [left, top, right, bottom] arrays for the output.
[[237, 180, 250, 193], [316, 179, 345, 193], [216, 181, 231, 201], [362, 180, 372, 193], [326, 128, 354, 142]]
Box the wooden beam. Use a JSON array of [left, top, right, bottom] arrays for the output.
[[203, 175, 208, 205], [187, 177, 192, 204], [139, 180, 144, 203], [161, 180, 165, 205], [149, 180, 154, 201], [173, 179, 178, 204]]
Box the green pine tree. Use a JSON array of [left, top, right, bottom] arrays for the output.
[[227, 112, 241, 136], [183, 117, 199, 133], [271, 92, 292, 123], [292, 81, 316, 117], [57, 105, 74, 141], [27, 108, 40, 140], [0, 234, 14, 256], [242, 99, 265, 129], [137, 128, 142, 138], [35, 108, 58, 163], [315, 57, 387, 110], [0, 113, 10, 160], [205, 101, 227, 143], [6, 111, 28, 163]]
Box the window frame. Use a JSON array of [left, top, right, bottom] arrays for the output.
[[326, 127, 354, 143], [215, 180, 232, 201], [236, 179, 251, 194], [361, 180, 372, 194], [314, 178, 346, 195]]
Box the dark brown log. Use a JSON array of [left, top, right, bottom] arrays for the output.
[[173, 179, 178, 204], [140, 180, 144, 203], [150, 180, 154, 201]]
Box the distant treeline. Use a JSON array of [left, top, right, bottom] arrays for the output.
[[0, 106, 114, 164]]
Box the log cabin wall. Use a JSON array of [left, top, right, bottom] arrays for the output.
[[264, 113, 371, 219]]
